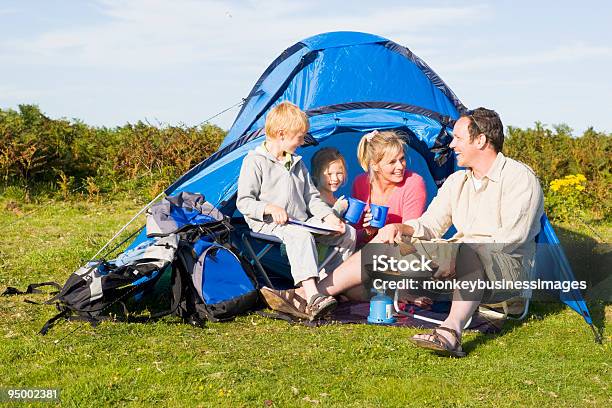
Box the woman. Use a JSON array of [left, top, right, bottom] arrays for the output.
[[331, 130, 432, 306], [352, 130, 427, 247]]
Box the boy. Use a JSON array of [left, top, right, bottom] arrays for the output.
[[236, 101, 356, 320]]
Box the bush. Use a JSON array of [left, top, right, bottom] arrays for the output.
[[505, 123, 611, 222], [545, 174, 588, 222], [0, 105, 226, 201], [1, 105, 610, 223]]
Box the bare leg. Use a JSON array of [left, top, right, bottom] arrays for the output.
[[296, 250, 364, 299], [300, 277, 319, 302], [341, 285, 370, 301], [413, 244, 485, 347], [299, 238, 403, 301]]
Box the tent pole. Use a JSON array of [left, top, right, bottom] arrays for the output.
[[589, 323, 603, 344], [88, 191, 166, 263]]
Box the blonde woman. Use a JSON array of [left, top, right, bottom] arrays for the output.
[[352, 130, 427, 246]]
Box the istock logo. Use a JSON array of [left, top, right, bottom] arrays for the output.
[[372, 255, 434, 273]]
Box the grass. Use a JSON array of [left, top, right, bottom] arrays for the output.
[[0, 198, 610, 407]]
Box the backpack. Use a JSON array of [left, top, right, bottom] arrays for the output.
[[147, 193, 261, 324], [172, 236, 261, 324], [2, 193, 262, 334], [34, 235, 180, 334]]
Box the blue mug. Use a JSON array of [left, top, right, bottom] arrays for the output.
[[369, 203, 389, 229], [344, 197, 367, 224]]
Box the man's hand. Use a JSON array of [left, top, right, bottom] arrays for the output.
[[375, 223, 406, 244], [432, 259, 455, 280], [323, 213, 346, 234], [264, 204, 288, 225]]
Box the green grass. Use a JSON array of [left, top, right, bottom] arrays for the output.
[[0, 199, 610, 407]]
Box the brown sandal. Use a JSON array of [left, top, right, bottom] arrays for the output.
[[410, 327, 467, 357], [260, 287, 310, 320], [306, 293, 337, 321]]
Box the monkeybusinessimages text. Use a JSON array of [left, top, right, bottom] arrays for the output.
[[371, 254, 587, 293]]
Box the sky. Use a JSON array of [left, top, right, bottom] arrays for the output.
[[1, 0, 611, 134]]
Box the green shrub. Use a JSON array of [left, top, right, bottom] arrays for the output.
[[545, 174, 588, 222], [0, 105, 226, 198], [1, 105, 610, 223], [505, 123, 611, 222], [1, 185, 28, 202]]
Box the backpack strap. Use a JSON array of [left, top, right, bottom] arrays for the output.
[[39, 310, 110, 336], [39, 309, 71, 335], [146, 264, 185, 320], [1, 282, 61, 296], [2, 282, 62, 306]]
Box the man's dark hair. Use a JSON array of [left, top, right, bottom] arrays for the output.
[[462, 107, 504, 153]]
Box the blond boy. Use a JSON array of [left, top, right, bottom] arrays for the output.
[[236, 101, 356, 320]]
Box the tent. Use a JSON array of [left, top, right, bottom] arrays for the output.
[[116, 31, 596, 340]]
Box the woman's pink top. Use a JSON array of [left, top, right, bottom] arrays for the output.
[[351, 170, 427, 245]]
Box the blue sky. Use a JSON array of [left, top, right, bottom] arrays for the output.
[[1, 0, 611, 134]]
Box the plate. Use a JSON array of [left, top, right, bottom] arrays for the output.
[[287, 219, 340, 235]]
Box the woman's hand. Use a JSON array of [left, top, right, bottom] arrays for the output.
[[323, 213, 346, 234], [264, 204, 288, 225], [362, 209, 373, 228], [360, 209, 378, 238], [398, 291, 433, 310]]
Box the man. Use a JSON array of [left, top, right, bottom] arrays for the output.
[[310, 107, 543, 357]]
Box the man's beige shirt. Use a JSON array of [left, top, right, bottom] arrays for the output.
[[405, 152, 544, 281]]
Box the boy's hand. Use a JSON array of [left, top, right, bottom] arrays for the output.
[[323, 214, 345, 234], [265, 204, 288, 225]]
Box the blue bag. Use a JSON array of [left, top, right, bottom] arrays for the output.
[[174, 238, 260, 323]]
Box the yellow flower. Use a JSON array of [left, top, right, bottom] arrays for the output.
[[549, 174, 587, 195]]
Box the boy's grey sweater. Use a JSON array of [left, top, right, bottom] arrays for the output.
[[236, 145, 333, 232]]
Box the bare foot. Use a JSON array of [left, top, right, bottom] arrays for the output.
[[295, 286, 306, 301]]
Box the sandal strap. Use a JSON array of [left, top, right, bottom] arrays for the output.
[[434, 327, 461, 347], [307, 293, 335, 313], [284, 289, 308, 313], [307, 293, 326, 307], [411, 328, 466, 357], [426, 330, 450, 349]]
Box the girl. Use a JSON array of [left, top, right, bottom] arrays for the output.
[[311, 147, 349, 216]]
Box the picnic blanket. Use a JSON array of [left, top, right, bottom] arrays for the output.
[[261, 301, 504, 334]]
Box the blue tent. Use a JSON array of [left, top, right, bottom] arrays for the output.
[[126, 31, 595, 338]]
